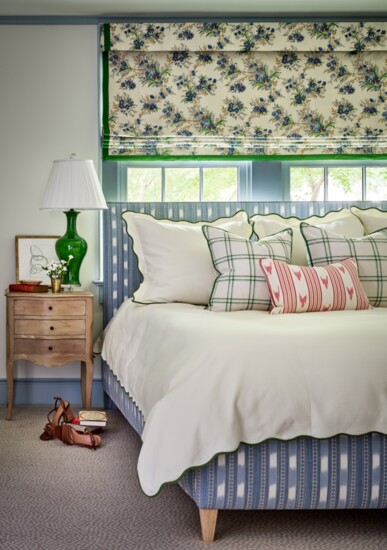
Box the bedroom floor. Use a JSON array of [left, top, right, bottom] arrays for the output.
[[0, 406, 386, 550]]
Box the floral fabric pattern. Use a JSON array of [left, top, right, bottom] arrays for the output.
[[102, 22, 387, 158]]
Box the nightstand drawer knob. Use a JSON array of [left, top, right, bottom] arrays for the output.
[[50, 326, 54, 331], [48, 306, 53, 311], [48, 346, 53, 351]]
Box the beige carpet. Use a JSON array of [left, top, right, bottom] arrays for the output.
[[0, 405, 386, 550]]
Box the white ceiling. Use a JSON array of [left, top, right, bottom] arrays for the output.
[[0, 0, 386, 18]]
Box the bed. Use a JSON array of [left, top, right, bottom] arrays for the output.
[[101, 201, 387, 542]]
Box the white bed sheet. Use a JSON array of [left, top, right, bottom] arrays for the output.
[[102, 300, 387, 496]]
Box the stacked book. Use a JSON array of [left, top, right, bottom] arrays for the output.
[[9, 282, 48, 293], [78, 410, 107, 427], [65, 410, 107, 433]]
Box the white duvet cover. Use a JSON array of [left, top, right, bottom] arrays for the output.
[[102, 300, 387, 496]]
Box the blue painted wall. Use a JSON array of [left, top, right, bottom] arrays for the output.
[[0, 379, 105, 408]]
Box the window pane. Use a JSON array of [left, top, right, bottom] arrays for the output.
[[203, 167, 238, 201], [327, 167, 362, 201], [290, 167, 324, 201], [367, 167, 387, 200], [164, 168, 199, 201], [126, 168, 162, 201]]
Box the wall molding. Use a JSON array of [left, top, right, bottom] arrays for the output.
[[0, 378, 104, 408]]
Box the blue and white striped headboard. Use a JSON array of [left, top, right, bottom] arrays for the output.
[[103, 200, 386, 325]]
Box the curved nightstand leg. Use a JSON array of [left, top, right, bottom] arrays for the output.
[[81, 359, 93, 409]]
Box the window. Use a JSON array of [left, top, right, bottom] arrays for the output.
[[367, 168, 387, 201], [289, 167, 324, 201], [117, 161, 251, 202], [288, 163, 387, 201], [102, 159, 387, 203]]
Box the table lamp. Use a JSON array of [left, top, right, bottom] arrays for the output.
[[40, 156, 107, 286]]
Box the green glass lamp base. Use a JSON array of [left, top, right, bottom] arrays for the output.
[[55, 210, 87, 286]]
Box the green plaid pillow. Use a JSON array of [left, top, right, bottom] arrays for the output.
[[202, 225, 293, 311], [300, 223, 387, 307]]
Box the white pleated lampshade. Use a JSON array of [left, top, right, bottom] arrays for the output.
[[40, 159, 107, 210]]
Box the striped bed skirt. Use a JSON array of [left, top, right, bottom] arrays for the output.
[[103, 362, 387, 510]]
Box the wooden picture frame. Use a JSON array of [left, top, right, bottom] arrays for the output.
[[15, 235, 60, 285]]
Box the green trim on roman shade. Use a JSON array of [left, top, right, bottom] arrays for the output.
[[101, 22, 387, 159], [103, 153, 387, 161], [102, 24, 112, 162]]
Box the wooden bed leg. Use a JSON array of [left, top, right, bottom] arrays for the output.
[[199, 509, 218, 543]]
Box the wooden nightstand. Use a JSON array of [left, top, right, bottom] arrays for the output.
[[5, 290, 94, 420]]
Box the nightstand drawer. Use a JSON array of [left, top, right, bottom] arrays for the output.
[[14, 339, 86, 355], [14, 299, 86, 317], [14, 319, 86, 337]]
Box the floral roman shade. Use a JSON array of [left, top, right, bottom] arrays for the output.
[[101, 22, 387, 159]]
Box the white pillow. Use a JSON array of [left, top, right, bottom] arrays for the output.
[[350, 206, 387, 234], [122, 210, 253, 305], [251, 209, 364, 266]]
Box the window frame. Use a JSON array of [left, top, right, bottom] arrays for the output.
[[102, 158, 387, 204], [116, 160, 252, 202], [284, 159, 387, 201]]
